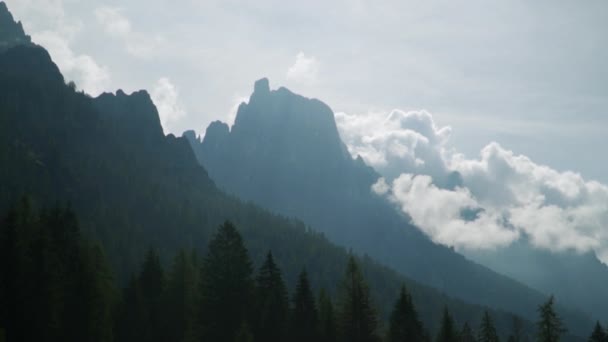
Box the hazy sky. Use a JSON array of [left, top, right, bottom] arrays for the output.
[[5, 0, 608, 184]]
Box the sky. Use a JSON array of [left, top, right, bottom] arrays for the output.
[[5, 0, 608, 260]]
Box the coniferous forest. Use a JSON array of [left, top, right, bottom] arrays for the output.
[[2, 200, 604, 342]]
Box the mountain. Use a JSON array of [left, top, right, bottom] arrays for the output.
[[0, 2, 31, 51], [466, 241, 608, 321], [186, 78, 593, 336], [0, 3, 557, 338]]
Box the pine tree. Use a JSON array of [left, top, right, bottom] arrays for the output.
[[291, 269, 319, 342], [199, 221, 254, 342], [115, 275, 145, 342], [536, 296, 565, 342], [337, 256, 380, 342], [588, 321, 607, 342], [460, 322, 475, 342], [478, 310, 500, 342], [1, 202, 116, 342], [254, 251, 289, 342], [319, 288, 337, 342], [436, 307, 458, 342], [139, 248, 167, 342], [75, 243, 116, 342], [387, 285, 425, 342], [166, 249, 200, 342]]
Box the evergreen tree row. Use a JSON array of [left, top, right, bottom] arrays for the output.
[[0, 202, 593, 342]]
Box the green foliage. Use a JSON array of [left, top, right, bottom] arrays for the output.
[[337, 256, 380, 342], [0, 200, 115, 342], [536, 296, 565, 342], [199, 221, 254, 342], [588, 321, 607, 342], [319, 288, 338, 342], [254, 251, 289, 342], [166, 250, 200, 342], [291, 269, 319, 342], [478, 310, 500, 342], [436, 307, 458, 342], [387, 285, 426, 342]]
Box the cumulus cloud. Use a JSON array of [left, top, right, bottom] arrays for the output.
[[151, 77, 186, 132], [377, 174, 519, 250], [94, 6, 164, 58], [335, 110, 455, 187], [339, 110, 608, 262], [286, 52, 319, 84]]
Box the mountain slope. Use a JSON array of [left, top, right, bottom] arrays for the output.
[[466, 241, 608, 321], [185, 78, 593, 336], [0, 6, 558, 338]]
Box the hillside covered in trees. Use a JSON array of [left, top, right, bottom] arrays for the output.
[[1, 202, 591, 342]]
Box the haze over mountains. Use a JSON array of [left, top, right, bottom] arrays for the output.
[[0, 1, 606, 340], [185, 77, 605, 333]]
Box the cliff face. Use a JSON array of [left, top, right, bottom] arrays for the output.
[[0, 1, 32, 50]]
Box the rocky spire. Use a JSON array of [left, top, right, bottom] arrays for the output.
[[0, 1, 32, 49]]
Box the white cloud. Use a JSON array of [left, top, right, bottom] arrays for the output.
[[94, 7, 131, 36], [338, 110, 608, 262], [286, 52, 319, 84], [94, 6, 164, 58], [151, 77, 186, 133], [380, 174, 519, 250], [335, 109, 453, 186]]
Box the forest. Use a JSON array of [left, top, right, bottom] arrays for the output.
[[1, 201, 602, 342]]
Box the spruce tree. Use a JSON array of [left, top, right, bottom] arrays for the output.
[[254, 251, 289, 342], [337, 256, 379, 342], [460, 322, 475, 342], [199, 221, 254, 342], [75, 243, 115, 342], [1, 202, 116, 342], [436, 307, 458, 342], [291, 269, 319, 342], [166, 249, 200, 342], [588, 321, 607, 342], [115, 276, 145, 342], [478, 310, 500, 342], [319, 288, 337, 342], [139, 248, 167, 342], [536, 296, 565, 342], [387, 285, 425, 342]]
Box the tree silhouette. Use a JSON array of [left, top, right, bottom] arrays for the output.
[[387, 285, 425, 342], [536, 296, 565, 342], [199, 221, 254, 342], [337, 256, 379, 342]]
